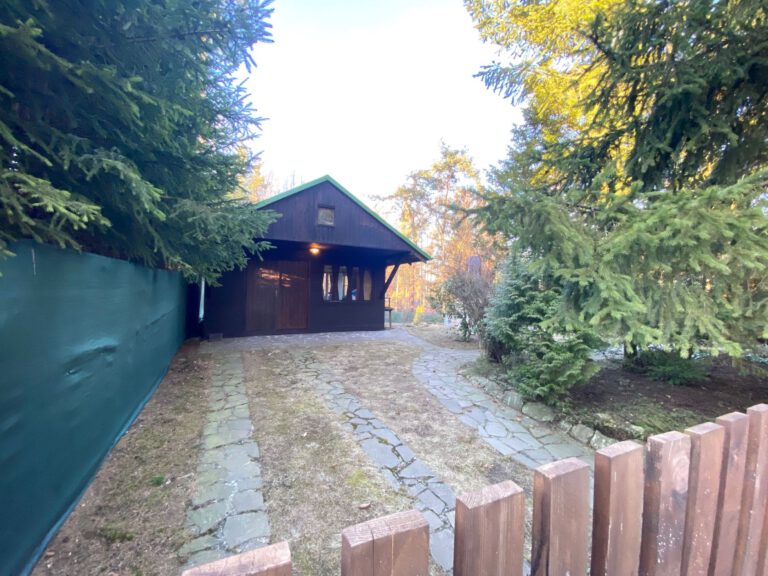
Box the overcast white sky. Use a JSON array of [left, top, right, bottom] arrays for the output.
[[244, 0, 521, 206]]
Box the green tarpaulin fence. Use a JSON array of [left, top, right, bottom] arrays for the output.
[[0, 241, 187, 575]]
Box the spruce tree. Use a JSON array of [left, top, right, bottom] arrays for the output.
[[0, 0, 277, 281], [475, 0, 768, 355]]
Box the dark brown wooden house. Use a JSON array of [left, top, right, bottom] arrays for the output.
[[203, 175, 430, 337]]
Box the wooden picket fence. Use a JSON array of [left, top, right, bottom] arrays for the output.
[[182, 404, 768, 576]]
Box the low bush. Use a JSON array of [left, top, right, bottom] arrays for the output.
[[430, 272, 491, 341], [625, 349, 709, 385], [484, 258, 600, 406]]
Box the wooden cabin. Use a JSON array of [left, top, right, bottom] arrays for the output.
[[203, 175, 430, 337]]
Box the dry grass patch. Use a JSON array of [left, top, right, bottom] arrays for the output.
[[405, 324, 480, 350], [243, 349, 417, 576], [312, 342, 534, 548], [32, 344, 211, 576]]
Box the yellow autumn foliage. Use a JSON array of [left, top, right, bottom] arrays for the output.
[[466, 0, 620, 132]]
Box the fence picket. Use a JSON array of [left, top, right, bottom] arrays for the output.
[[180, 541, 291, 576], [709, 412, 749, 576], [591, 440, 645, 576], [681, 422, 724, 576], [182, 406, 768, 576], [341, 509, 429, 576], [531, 457, 590, 576], [734, 404, 768, 576], [342, 522, 375, 575], [639, 431, 691, 576], [454, 480, 525, 576], [759, 509, 768, 576]]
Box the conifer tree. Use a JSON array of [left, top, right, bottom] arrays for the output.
[[474, 0, 768, 355], [379, 144, 500, 311], [0, 0, 277, 281]]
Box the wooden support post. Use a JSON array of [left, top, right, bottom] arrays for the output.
[[682, 422, 725, 576], [341, 509, 429, 576], [380, 264, 400, 299], [181, 542, 291, 576], [454, 480, 525, 576], [639, 430, 691, 576], [734, 404, 768, 576], [531, 458, 590, 576], [709, 412, 749, 576], [591, 441, 645, 576]]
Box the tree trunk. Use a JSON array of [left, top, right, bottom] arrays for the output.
[[624, 342, 639, 360]]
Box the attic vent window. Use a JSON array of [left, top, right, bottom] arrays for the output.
[[317, 206, 335, 226]]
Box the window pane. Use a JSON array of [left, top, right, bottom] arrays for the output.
[[363, 269, 372, 301], [338, 266, 348, 301], [322, 265, 332, 301], [351, 267, 360, 301], [317, 207, 335, 226]]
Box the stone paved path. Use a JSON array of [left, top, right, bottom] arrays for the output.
[[410, 344, 593, 469], [199, 328, 593, 574], [181, 353, 270, 568], [289, 348, 457, 573], [204, 328, 591, 470]]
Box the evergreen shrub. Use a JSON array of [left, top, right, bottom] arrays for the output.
[[483, 258, 600, 405], [625, 349, 709, 386]]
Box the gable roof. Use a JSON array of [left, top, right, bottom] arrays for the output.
[[255, 175, 431, 261]]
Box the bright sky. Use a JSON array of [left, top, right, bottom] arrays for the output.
[[244, 0, 522, 206]]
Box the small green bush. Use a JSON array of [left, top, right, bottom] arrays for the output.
[[507, 334, 599, 405], [98, 526, 134, 544], [484, 258, 600, 405], [625, 349, 708, 385]]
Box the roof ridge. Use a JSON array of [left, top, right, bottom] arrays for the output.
[[254, 175, 431, 261]]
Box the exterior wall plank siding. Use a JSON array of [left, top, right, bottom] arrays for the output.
[[203, 177, 428, 337]]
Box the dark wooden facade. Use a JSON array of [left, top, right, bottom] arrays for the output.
[[203, 176, 429, 337]]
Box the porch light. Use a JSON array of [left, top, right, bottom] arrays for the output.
[[309, 246, 320, 255]]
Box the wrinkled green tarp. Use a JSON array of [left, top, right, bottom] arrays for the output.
[[0, 241, 186, 575]]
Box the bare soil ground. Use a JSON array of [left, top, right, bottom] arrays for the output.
[[32, 343, 211, 576], [242, 349, 417, 576], [568, 356, 768, 439]]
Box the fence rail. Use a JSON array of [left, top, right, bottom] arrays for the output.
[[182, 403, 768, 576]]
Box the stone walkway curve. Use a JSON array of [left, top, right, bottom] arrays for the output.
[[291, 347, 457, 573], [407, 338, 593, 469], [196, 327, 594, 574]]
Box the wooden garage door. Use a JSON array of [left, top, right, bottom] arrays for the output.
[[246, 260, 308, 333], [276, 260, 309, 331], [246, 264, 278, 333]]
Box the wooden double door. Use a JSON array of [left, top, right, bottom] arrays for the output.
[[246, 260, 309, 333]]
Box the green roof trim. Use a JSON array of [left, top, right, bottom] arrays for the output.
[[255, 175, 432, 261]]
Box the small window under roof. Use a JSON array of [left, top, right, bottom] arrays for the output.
[[317, 206, 335, 226]]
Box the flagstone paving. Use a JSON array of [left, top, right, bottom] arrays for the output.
[[409, 344, 593, 469], [291, 348, 458, 572], [181, 353, 270, 569], [198, 327, 595, 574]]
